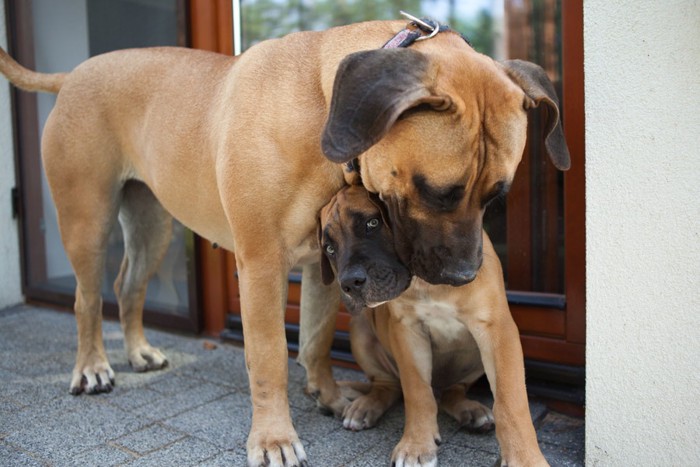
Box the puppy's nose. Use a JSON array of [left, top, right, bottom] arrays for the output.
[[339, 265, 367, 295]]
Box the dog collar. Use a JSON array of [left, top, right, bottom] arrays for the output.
[[382, 11, 472, 50]]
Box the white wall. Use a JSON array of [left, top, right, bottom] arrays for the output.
[[585, 1, 700, 465], [0, 1, 23, 309]]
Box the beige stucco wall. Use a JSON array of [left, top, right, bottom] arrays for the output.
[[0, 1, 23, 310], [585, 0, 700, 464]]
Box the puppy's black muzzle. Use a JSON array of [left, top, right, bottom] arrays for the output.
[[339, 264, 367, 295]]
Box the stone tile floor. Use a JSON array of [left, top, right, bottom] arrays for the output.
[[0, 305, 584, 466]]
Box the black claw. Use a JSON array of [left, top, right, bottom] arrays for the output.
[[435, 437, 442, 446], [69, 386, 82, 396], [95, 375, 112, 393]]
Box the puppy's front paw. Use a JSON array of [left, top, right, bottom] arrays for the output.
[[342, 394, 386, 431]]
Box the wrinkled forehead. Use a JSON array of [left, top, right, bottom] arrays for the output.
[[370, 95, 527, 186], [322, 187, 379, 232]]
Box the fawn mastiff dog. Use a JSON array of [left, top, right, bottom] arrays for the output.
[[319, 184, 542, 466], [0, 16, 568, 466]]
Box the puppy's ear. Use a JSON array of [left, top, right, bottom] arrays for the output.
[[322, 48, 450, 163], [501, 59, 571, 171], [317, 221, 335, 285]]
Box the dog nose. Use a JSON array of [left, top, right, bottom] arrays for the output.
[[339, 266, 367, 295], [438, 257, 480, 286], [440, 269, 477, 286]]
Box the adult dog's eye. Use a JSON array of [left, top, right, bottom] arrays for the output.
[[366, 218, 380, 230], [325, 244, 335, 255], [481, 181, 510, 208]]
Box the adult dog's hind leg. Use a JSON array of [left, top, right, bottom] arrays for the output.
[[114, 181, 170, 372], [52, 177, 119, 395], [439, 382, 494, 433]]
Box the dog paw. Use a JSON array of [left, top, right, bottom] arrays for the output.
[[128, 345, 168, 372], [307, 381, 363, 417], [342, 394, 388, 431], [69, 360, 115, 395], [456, 401, 495, 433], [247, 429, 307, 467], [391, 433, 441, 467]]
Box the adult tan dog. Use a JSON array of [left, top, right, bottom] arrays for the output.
[[0, 17, 568, 466], [319, 184, 542, 466]]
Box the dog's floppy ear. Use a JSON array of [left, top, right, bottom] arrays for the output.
[[502, 59, 571, 171], [322, 48, 450, 163], [317, 219, 335, 285]]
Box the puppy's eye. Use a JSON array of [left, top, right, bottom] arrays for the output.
[[366, 218, 380, 230], [325, 244, 335, 255]]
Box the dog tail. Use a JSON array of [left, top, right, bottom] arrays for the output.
[[0, 47, 66, 94]]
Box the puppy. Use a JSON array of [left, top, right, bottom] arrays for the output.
[[319, 184, 546, 466]]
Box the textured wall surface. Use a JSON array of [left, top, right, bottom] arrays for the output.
[[585, 0, 700, 464], [0, 1, 23, 309]]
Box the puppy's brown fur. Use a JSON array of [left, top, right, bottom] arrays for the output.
[[320, 184, 546, 466]]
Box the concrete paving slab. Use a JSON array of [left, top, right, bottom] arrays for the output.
[[124, 436, 221, 466], [0, 305, 584, 466], [162, 393, 252, 450], [113, 423, 188, 455], [0, 440, 47, 467]]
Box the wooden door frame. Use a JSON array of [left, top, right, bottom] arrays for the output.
[[189, 0, 234, 336]]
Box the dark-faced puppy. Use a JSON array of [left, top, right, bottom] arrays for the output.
[[319, 185, 411, 313], [319, 184, 547, 467]]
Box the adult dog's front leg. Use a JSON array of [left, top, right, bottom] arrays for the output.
[[465, 306, 548, 467], [237, 258, 306, 467], [298, 263, 360, 415]]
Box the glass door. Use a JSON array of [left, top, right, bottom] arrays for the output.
[[9, 0, 200, 331]]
